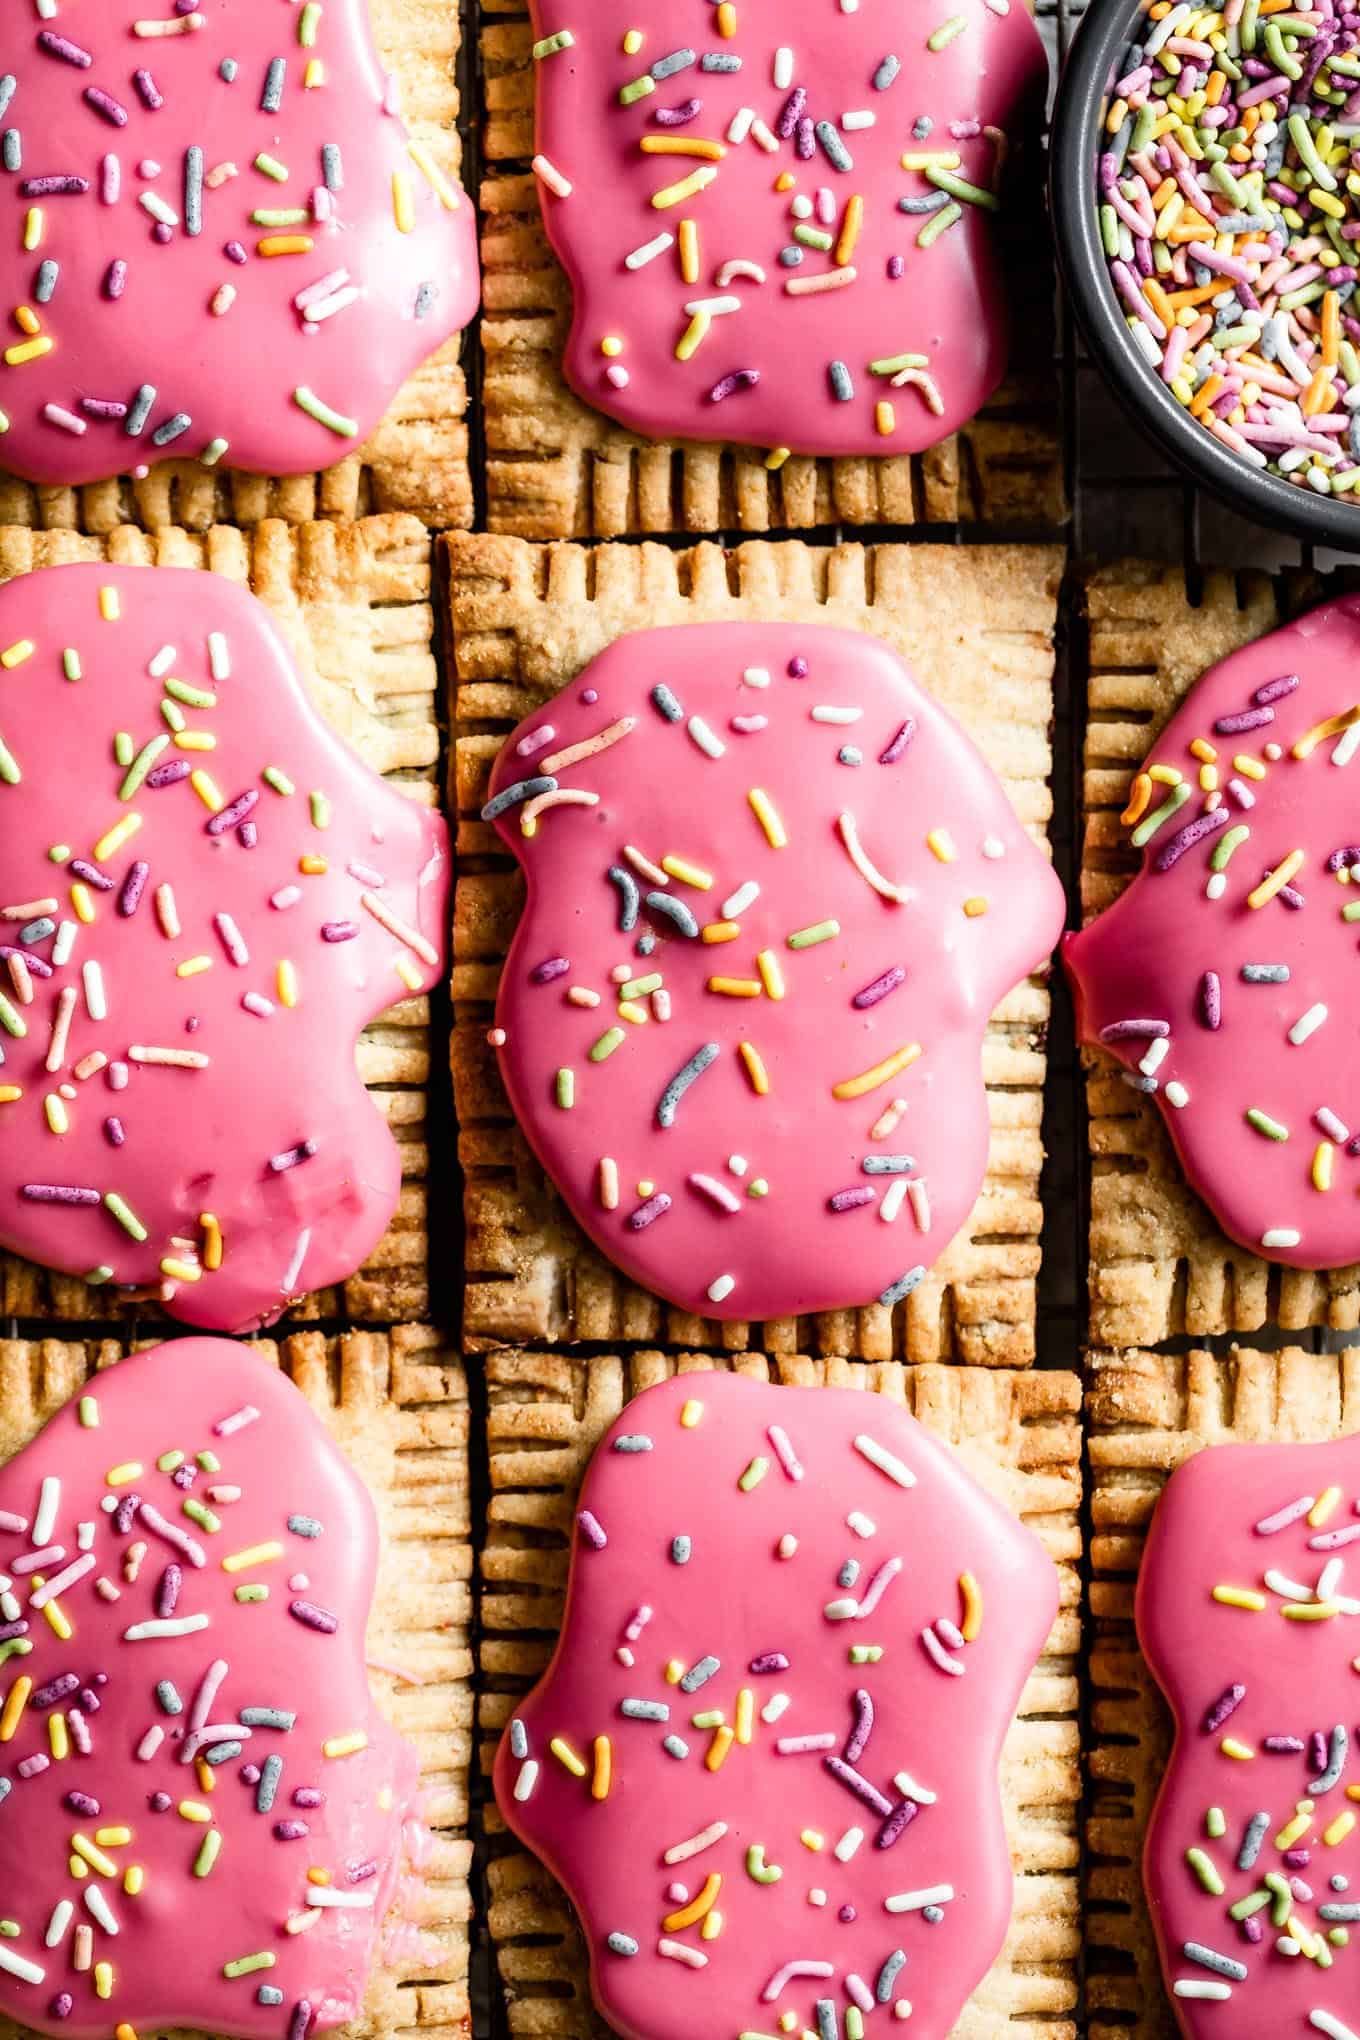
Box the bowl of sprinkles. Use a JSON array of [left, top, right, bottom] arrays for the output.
[[1052, 0, 1360, 542]]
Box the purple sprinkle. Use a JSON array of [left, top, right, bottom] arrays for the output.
[[156, 1563, 182, 1619], [21, 176, 89, 196], [64, 1791, 100, 1817], [240, 1764, 261, 1786], [580, 688, 598, 705], [1214, 706, 1274, 735], [1312, 1730, 1330, 1773], [1253, 673, 1299, 706], [1290, 1875, 1313, 1901], [146, 759, 191, 788], [787, 656, 809, 679], [1264, 1734, 1306, 1753], [274, 1820, 309, 1840], [134, 68, 163, 110], [1284, 1848, 1312, 1869], [1199, 971, 1222, 1030], [878, 720, 915, 765], [149, 1791, 172, 1812], [0, 1621, 28, 1643], [830, 1186, 876, 1212], [1243, 1914, 1264, 1944], [238, 820, 258, 849], [20, 1185, 101, 1206], [655, 98, 702, 126], [172, 1462, 195, 1491], [225, 239, 248, 264], [49, 1997, 73, 2022], [730, 715, 768, 732], [1280, 881, 1306, 910], [840, 1904, 857, 1921], [288, 2001, 314, 2040], [777, 86, 807, 138], [710, 369, 759, 402], [31, 1672, 80, 1710], [629, 1192, 672, 1230], [748, 1652, 789, 1673], [269, 1140, 319, 1174], [118, 860, 149, 916], [69, 859, 114, 891], [84, 87, 128, 127], [320, 921, 359, 943], [1153, 807, 1229, 871], [0, 947, 52, 977], [577, 1509, 608, 1550], [292, 1787, 324, 1808], [288, 1599, 338, 1635], [37, 30, 92, 66], [81, 398, 128, 421], [1202, 1682, 1245, 1733], [796, 114, 816, 158], [103, 259, 128, 299], [876, 1798, 920, 1849], [1100, 1018, 1170, 1043], [114, 1493, 141, 1535], [824, 1754, 894, 1817], [853, 965, 905, 1009], [887, 254, 905, 279], [348, 1857, 379, 1883], [531, 956, 570, 985], [18, 1754, 50, 1778], [1327, 846, 1360, 872], [103, 1116, 125, 1148], [845, 1688, 874, 1764], [206, 789, 259, 836]]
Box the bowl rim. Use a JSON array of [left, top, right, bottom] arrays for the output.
[[1048, 0, 1360, 553]]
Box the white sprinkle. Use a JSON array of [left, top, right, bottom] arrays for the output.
[[84, 1885, 119, 1935], [853, 1433, 916, 1488], [761, 1693, 791, 1724], [52, 920, 77, 967], [207, 632, 231, 681], [625, 231, 674, 270], [1175, 1981, 1233, 2001], [32, 1477, 59, 1548], [1265, 1568, 1312, 1599], [148, 645, 176, 678], [1333, 724, 1360, 768], [0, 1946, 44, 1986], [531, 153, 572, 198], [846, 1512, 876, 1538], [658, 1940, 707, 1969], [893, 1770, 938, 1805], [1289, 1003, 1328, 1045], [664, 1820, 728, 1864], [842, 109, 876, 129], [750, 117, 779, 151], [707, 1273, 736, 1303], [514, 1759, 539, 1802], [879, 1177, 909, 1224], [82, 960, 107, 1022], [723, 882, 759, 918], [1313, 2012, 1360, 2040], [1263, 1228, 1302, 1249], [123, 1614, 211, 1641], [885, 1885, 954, 1914], [834, 1827, 864, 1861], [774, 45, 794, 86], [1165, 1081, 1190, 1108], [726, 106, 755, 144], [1318, 1557, 1345, 1600], [44, 1900, 73, 1948], [306, 1888, 375, 1909], [687, 715, 726, 759], [683, 293, 741, 318], [281, 1227, 311, 1294], [1140, 1036, 1170, 1076], [728, 1153, 748, 1175], [812, 705, 863, 724], [743, 666, 771, 688]]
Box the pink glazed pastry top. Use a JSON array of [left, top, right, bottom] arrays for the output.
[[0, 1336, 420, 2040], [0, 0, 478, 487], [1064, 596, 1360, 1271], [526, 0, 1047, 459], [484, 622, 1065, 1324], [1138, 1436, 1360, 2039], [494, 1369, 1060, 2040], [0, 561, 449, 1331]]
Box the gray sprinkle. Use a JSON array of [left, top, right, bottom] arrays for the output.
[[816, 2001, 839, 2040], [257, 1986, 284, 2007], [671, 1535, 692, 1565], [701, 52, 741, 70], [1320, 1903, 1360, 1921], [510, 1718, 528, 1759], [922, 1905, 944, 1923], [203, 1739, 243, 1766], [1182, 1941, 1249, 1982], [651, 47, 696, 80], [780, 245, 805, 266], [899, 192, 950, 214], [322, 142, 343, 192], [34, 258, 57, 304], [262, 56, 286, 113], [662, 1734, 689, 1760], [838, 746, 863, 766], [829, 360, 854, 402], [879, 1265, 926, 1308], [816, 119, 852, 170], [1241, 962, 1290, 982], [679, 1654, 720, 1693], [240, 1707, 296, 1731], [481, 774, 556, 823], [1238, 1810, 1270, 1870], [620, 1699, 670, 1721], [155, 1680, 183, 1716], [876, 1949, 907, 2001], [650, 682, 684, 722], [874, 55, 901, 89], [607, 1932, 640, 1956], [839, 1559, 861, 1589], [287, 1514, 323, 1540], [3, 131, 21, 174], [219, 57, 239, 83], [863, 1154, 915, 1175], [125, 383, 156, 437], [613, 1435, 654, 1454], [414, 280, 437, 320], [256, 1753, 283, 1813]]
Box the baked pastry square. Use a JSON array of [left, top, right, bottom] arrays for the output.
[[478, 1, 1063, 539], [0, 517, 441, 1326], [478, 1349, 1081, 2038], [450, 532, 1063, 1363]]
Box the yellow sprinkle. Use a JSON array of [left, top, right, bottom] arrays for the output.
[[755, 949, 785, 1000], [277, 960, 299, 1008], [832, 1043, 922, 1100], [651, 166, 719, 207], [68, 1856, 86, 1880], [675, 310, 710, 361], [105, 1462, 143, 1488], [42, 1595, 71, 1641], [661, 855, 714, 890], [959, 1571, 983, 1641], [665, 1659, 686, 1684], [717, 0, 737, 32], [177, 1801, 212, 1823], [71, 883, 94, 925], [678, 217, 700, 284], [1148, 763, 1183, 785], [221, 1542, 284, 1573], [200, 1212, 223, 1272], [1248, 850, 1304, 909], [1314, 1141, 1335, 1193], [962, 896, 989, 917], [706, 1724, 735, 1771], [176, 956, 213, 978], [322, 1732, 369, 1760], [98, 586, 119, 623], [680, 1400, 703, 1428], [196, 1759, 215, 1793], [1233, 753, 1267, 779], [71, 1834, 117, 1876], [702, 921, 742, 944], [708, 975, 763, 998], [735, 1687, 754, 1746], [189, 769, 225, 812], [92, 813, 142, 863], [123, 1865, 143, 1897], [307, 1868, 331, 1886], [739, 1042, 770, 1094], [4, 335, 52, 366], [701, 1908, 723, 1941], [49, 1712, 68, 1761], [664, 1870, 723, 1931], [0, 1676, 31, 1743], [550, 1736, 588, 1778], [94, 1962, 113, 2001], [94, 1827, 131, 1848], [1311, 1486, 1343, 1526], [1325, 1811, 1356, 1847], [392, 169, 415, 233], [592, 1734, 612, 1801], [298, 854, 328, 876], [926, 828, 957, 863], [1212, 1585, 1266, 1611], [44, 1094, 68, 1136], [800, 1829, 824, 1851], [406, 139, 461, 211], [1220, 1737, 1255, 1760], [174, 730, 216, 753], [624, 29, 643, 53], [1293, 706, 1360, 759], [0, 1087, 21, 1104], [22, 210, 42, 253], [1277, 1810, 1313, 1848], [748, 787, 788, 849], [303, 57, 325, 87], [0, 639, 33, 668], [600, 335, 624, 357], [1283, 1601, 1340, 1620], [765, 445, 791, 470], [640, 135, 728, 161]]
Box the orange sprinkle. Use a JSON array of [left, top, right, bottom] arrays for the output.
[[1121, 772, 1153, 828]]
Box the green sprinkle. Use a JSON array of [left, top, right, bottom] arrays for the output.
[[263, 766, 295, 796], [234, 1584, 269, 1604], [1246, 1107, 1289, 1142], [0, 1921, 18, 1938], [119, 734, 170, 802], [1317, 1939, 1335, 1969], [298, 1, 322, 45], [251, 207, 311, 227], [846, 2010, 865, 2040], [78, 1395, 98, 1429], [164, 677, 217, 709], [1211, 823, 1250, 871], [927, 13, 968, 48], [926, 166, 1000, 210], [869, 353, 928, 375], [254, 153, 289, 181], [787, 919, 840, 949], [0, 1639, 32, 1666], [114, 730, 134, 768], [158, 1450, 184, 1473], [1131, 781, 1192, 848], [0, 991, 26, 1038], [692, 1708, 725, 1729], [62, 648, 81, 682], [84, 1265, 114, 1285], [224, 1952, 277, 1979], [310, 789, 330, 829], [849, 1644, 883, 1664], [1263, 22, 1303, 76], [1264, 1870, 1293, 1925], [1229, 1888, 1271, 1920], [48, 845, 70, 863], [748, 1177, 769, 1198], [103, 1192, 147, 1241], [160, 699, 187, 733], [1206, 1806, 1226, 1839], [1330, 1927, 1351, 1946], [739, 1455, 770, 1492], [619, 974, 663, 1000], [293, 386, 358, 438], [794, 224, 835, 250], [746, 1843, 783, 1885], [533, 29, 576, 57], [184, 1498, 221, 1534], [556, 1067, 575, 1109], [1185, 1846, 1224, 1895], [200, 438, 229, 468], [197, 1449, 220, 1473], [619, 73, 655, 105], [917, 199, 962, 245], [194, 1829, 223, 1878], [0, 737, 19, 787], [590, 1026, 627, 1062], [1340, 899, 1360, 922]]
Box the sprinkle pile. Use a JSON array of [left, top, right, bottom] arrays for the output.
[[0, 3, 477, 487], [495, 1370, 1059, 2040], [0, 561, 448, 1331], [482, 622, 1064, 1324], [525, 0, 1047, 458], [1136, 1434, 1360, 2037], [1097, 0, 1360, 502], [1064, 593, 1360, 1269], [0, 1337, 420, 2040]]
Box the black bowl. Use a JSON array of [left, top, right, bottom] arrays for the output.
[[1050, 0, 1360, 552]]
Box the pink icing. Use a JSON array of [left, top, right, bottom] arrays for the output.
[[1139, 1437, 1360, 2038], [0, 561, 449, 1331], [1064, 596, 1360, 1270], [0, 1336, 419, 2040], [0, 1, 478, 486], [494, 1369, 1060, 2040], [485, 623, 1064, 1322], [527, 0, 1046, 457]]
